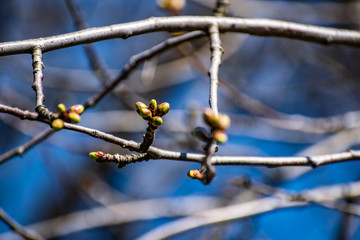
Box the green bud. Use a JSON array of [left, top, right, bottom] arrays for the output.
[[213, 129, 228, 143], [152, 116, 163, 127], [157, 102, 170, 116], [217, 114, 231, 130], [149, 99, 157, 112], [187, 169, 203, 180], [70, 104, 84, 115], [192, 127, 210, 141], [51, 119, 64, 130], [203, 108, 217, 128], [68, 112, 81, 123], [135, 102, 148, 114], [89, 151, 105, 161], [140, 108, 152, 120], [57, 103, 66, 114]]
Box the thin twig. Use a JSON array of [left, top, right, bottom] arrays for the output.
[[1, 16, 360, 56], [0, 208, 44, 240], [200, 24, 224, 184], [31, 47, 45, 109], [65, 0, 111, 82], [83, 31, 205, 109], [2, 104, 360, 167], [0, 128, 55, 165], [214, 0, 230, 16]]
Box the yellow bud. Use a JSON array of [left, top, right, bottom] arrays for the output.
[[51, 119, 64, 130]]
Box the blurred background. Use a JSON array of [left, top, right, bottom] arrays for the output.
[[1, 0, 360, 239]]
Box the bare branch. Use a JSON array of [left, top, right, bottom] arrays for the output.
[[0, 128, 55, 165], [0, 208, 44, 240], [1, 16, 360, 56], [65, 0, 111, 82], [0, 196, 223, 239], [3, 104, 360, 168], [83, 30, 205, 109], [31, 47, 45, 109], [214, 0, 230, 17], [138, 181, 360, 240]]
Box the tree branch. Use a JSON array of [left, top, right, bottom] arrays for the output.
[[0, 208, 44, 240], [137, 181, 360, 240], [31, 47, 45, 109], [2, 104, 360, 167], [1, 16, 360, 56]]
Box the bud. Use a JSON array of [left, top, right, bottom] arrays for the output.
[[68, 112, 81, 123], [135, 102, 148, 114], [149, 99, 157, 113], [70, 104, 84, 115], [89, 151, 105, 161], [192, 127, 210, 141], [152, 116, 163, 127], [51, 119, 64, 130], [139, 108, 152, 120], [203, 108, 217, 128], [187, 169, 203, 180], [157, 0, 185, 13], [217, 114, 231, 130], [213, 129, 228, 143], [57, 103, 66, 114], [157, 102, 170, 116]]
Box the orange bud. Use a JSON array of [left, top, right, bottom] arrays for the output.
[[213, 129, 228, 143], [187, 169, 204, 180], [70, 104, 84, 115], [51, 119, 64, 130]]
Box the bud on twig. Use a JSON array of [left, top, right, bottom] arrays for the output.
[[51, 119, 64, 130], [68, 112, 81, 123], [89, 151, 105, 161], [213, 129, 228, 143], [139, 108, 152, 120], [157, 102, 170, 117], [149, 99, 157, 114], [152, 116, 163, 127], [187, 169, 204, 180], [135, 102, 148, 114], [70, 104, 84, 115], [57, 103, 66, 114]]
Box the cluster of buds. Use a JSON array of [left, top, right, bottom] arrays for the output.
[[193, 108, 231, 143], [51, 103, 84, 130], [135, 99, 170, 127]]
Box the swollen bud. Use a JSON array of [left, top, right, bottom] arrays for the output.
[[89, 151, 105, 161], [135, 102, 148, 114], [152, 116, 163, 127], [51, 119, 64, 130], [203, 108, 217, 128], [70, 104, 84, 115], [69, 112, 81, 123], [57, 103, 66, 114], [217, 114, 231, 130], [213, 129, 228, 143], [157, 102, 170, 117], [193, 127, 210, 142], [140, 108, 152, 120], [149, 99, 157, 112], [187, 169, 204, 180]]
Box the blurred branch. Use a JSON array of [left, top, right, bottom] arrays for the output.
[[65, 0, 111, 82], [0, 196, 223, 239], [83, 30, 205, 109], [1, 16, 360, 56], [0, 208, 44, 240], [3, 104, 360, 168], [233, 177, 360, 216], [0, 128, 54, 165], [138, 181, 360, 240]]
